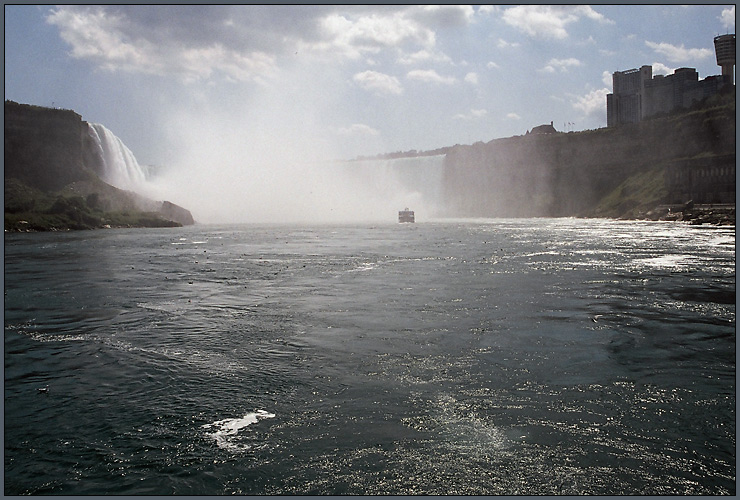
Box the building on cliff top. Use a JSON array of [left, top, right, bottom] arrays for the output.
[[526, 121, 557, 135], [607, 34, 735, 127]]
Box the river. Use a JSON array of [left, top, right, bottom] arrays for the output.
[[4, 218, 735, 494]]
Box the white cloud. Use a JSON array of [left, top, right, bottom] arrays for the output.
[[47, 5, 445, 80], [314, 5, 474, 61], [506, 113, 521, 120], [501, 5, 612, 40], [572, 88, 609, 116], [720, 6, 735, 29], [464, 72, 479, 85], [453, 108, 487, 120], [477, 5, 497, 16], [317, 10, 435, 59], [47, 7, 157, 71], [602, 70, 612, 87], [540, 57, 582, 73], [645, 41, 713, 63], [496, 38, 520, 49], [46, 6, 280, 83], [407, 5, 475, 28], [486, 61, 500, 69], [353, 70, 403, 95], [406, 69, 457, 85], [397, 49, 452, 65], [651, 62, 674, 76], [335, 123, 380, 136]]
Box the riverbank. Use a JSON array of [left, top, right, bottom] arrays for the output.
[[642, 202, 735, 226]]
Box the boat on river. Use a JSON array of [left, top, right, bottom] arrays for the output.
[[398, 208, 415, 223]]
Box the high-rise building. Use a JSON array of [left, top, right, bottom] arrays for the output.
[[606, 65, 652, 127], [607, 35, 734, 127]]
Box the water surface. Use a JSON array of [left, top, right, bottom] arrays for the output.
[[4, 219, 735, 494]]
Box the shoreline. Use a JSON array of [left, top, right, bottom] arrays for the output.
[[639, 202, 735, 226], [5, 207, 735, 233]]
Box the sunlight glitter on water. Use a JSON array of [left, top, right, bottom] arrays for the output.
[[3, 220, 734, 495]]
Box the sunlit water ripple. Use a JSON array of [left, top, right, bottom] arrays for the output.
[[4, 219, 735, 495]]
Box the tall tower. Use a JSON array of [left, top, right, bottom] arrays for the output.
[[714, 34, 735, 84]]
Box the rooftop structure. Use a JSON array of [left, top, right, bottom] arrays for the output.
[[714, 34, 735, 84]]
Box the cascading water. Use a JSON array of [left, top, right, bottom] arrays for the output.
[[87, 123, 149, 192], [346, 155, 447, 220]]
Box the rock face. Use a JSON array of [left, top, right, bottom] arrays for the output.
[[4, 101, 93, 191], [160, 200, 195, 226], [440, 88, 735, 219], [4, 100, 195, 230]]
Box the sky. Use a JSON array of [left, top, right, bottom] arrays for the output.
[[3, 4, 736, 222]]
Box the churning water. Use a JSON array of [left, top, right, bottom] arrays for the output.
[[4, 219, 735, 495]]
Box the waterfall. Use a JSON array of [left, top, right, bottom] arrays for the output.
[[347, 155, 447, 219], [87, 123, 149, 191]]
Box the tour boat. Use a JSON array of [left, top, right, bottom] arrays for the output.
[[398, 208, 415, 223]]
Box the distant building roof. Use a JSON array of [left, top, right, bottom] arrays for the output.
[[528, 121, 557, 135]]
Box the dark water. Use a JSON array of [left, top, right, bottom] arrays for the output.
[[4, 219, 735, 495]]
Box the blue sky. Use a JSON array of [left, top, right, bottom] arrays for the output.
[[5, 5, 735, 166]]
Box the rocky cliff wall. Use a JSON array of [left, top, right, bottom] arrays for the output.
[[4, 101, 95, 191], [441, 90, 735, 218]]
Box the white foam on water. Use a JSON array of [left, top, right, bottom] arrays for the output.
[[634, 254, 695, 270], [202, 410, 275, 451], [348, 262, 379, 273]]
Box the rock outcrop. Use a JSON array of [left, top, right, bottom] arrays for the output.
[[160, 200, 195, 226]]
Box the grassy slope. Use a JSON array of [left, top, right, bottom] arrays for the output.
[[590, 164, 668, 218], [5, 177, 181, 231], [585, 89, 735, 218]]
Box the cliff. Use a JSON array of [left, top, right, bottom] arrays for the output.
[[440, 87, 735, 221], [4, 100, 194, 231]]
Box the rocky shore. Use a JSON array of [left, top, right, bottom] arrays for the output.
[[644, 202, 735, 226]]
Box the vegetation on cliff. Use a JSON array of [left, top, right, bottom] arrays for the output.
[[4, 100, 194, 231], [5, 178, 183, 231]]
